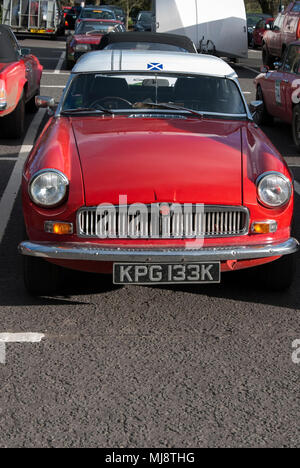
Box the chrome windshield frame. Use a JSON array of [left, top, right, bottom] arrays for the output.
[[56, 71, 253, 121]]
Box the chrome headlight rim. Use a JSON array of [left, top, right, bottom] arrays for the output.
[[29, 169, 69, 209], [256, 171, 292, 208]]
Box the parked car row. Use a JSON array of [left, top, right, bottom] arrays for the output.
[[0, 25, 42, 138], [0, 5, 299, 295]]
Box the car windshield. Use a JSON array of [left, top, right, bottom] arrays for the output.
[[62, 73, 246, 117], [104, 42, 189, 52], [81, 9, 115, 20], [76, 21, 120, 34], [138, 12, 152, 22]]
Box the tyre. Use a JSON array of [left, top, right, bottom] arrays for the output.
[[5, 93, 25, 139], [292, 104, 300, 152], [66, 56, 74, 70], [262, 45, 275, 68], [255, 85, 273, 125], [250, 254, 296, 292], [23, 255, 62, 296], [26, 88, 40, 114]]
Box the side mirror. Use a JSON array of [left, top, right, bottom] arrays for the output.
[[21, 48, 31, 56], [260, 65, 269, 73], [35, 96, 56, 110], [273, 61, 282, 70], [249, 100, 263, 123]]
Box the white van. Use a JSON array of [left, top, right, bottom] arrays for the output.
[[152, 0, 248, 59], [1, 0, 65, 37]]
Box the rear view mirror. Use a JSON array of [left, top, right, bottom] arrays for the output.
[[35, 96, 56, 110], [260, 65, 269, 73], [273, 61, 282, 70], [35, 96, 57, 116], [21, 48, 31, 56], [249, 100, 263, 123]]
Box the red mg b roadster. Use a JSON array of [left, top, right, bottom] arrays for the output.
[[19, 50, 298, 294]]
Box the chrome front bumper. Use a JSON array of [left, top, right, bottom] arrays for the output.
[[18, 238, 299, 263]]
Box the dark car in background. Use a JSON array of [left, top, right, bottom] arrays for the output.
[[64, 6, 82, 30], [247, 13, 270, 47], [252, 17, 274, 48], [134, 11, 152, 32], [104, 5, 126, 24], [75, 6, 116, 28], [98, 32, 197, 53], [66, 19, 125, 69]]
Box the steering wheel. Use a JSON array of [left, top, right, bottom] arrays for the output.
[[90, 96, 133, 110]]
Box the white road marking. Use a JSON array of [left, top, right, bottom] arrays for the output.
[[0, 333, 45, 364], [43, 72, 70, 76], [0, 109, 45, 243], [243, 91, 252, 95], [39, 57, 63, 61], [0, 158, 18, 161], [294, 180, 300, 195], [41, 85, 66, 88], [240, 64, 260, 75], [54, 51, 66, 74]]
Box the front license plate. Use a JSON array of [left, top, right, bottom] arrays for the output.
[[113, 262, 221, 285]]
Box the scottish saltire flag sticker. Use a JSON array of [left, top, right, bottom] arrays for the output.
[[147, 63, 164, 71]]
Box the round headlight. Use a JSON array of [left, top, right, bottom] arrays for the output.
[[29, 170, 69, 208], [257, 172, 292, 208]]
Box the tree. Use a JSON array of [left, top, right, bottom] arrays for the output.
[[101, 0, 152, 29], [245, 0, 289, 15]]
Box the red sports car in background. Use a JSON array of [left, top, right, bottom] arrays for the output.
[[0, 25, 43, 138], [255, 41, 300, 150], [66, 19, 126, 69], [252, 17, 274, 48], [19, 51, 298, 295]]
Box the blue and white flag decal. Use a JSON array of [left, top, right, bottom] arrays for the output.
[[147, 62, 164, 71]]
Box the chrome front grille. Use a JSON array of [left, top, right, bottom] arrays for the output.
[[77, 205, 249, 239]]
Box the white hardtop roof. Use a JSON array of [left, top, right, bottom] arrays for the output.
[[73, 50, 237, 78]]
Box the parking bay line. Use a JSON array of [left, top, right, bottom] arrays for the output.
[[0, 109, 45, 244], [294, 180, 300, 196], [240, 64, 260, 75], [0, 157, 18, 161], [41, 85, 66, 88], [54, 51, 66, 74], [0, 333, 45, 364]]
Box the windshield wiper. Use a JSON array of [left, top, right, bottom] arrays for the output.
[[136, 102, 204, 119], [61, 106, 114, 115]]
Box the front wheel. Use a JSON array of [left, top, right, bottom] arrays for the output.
[[23, 255, 62, 296], [5, 93, 25, 139], [292, 104, 300, 152], [26, 88, 40, 113], [255, 85, 273, 125], [250, 254, 296, 291], [262, 45, 275, 68]]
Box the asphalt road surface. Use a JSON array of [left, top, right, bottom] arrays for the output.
[[0, 40, 299, 448]]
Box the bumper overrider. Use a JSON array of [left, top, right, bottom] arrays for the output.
[[19, 238, 299, 262]]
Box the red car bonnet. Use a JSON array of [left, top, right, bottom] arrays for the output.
[[69, 117, 244, 206]]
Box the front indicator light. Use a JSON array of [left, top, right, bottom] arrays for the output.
[[44, 221, 73, 235], [251, 221, 278, 234], [0, 83, 7, 110]]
